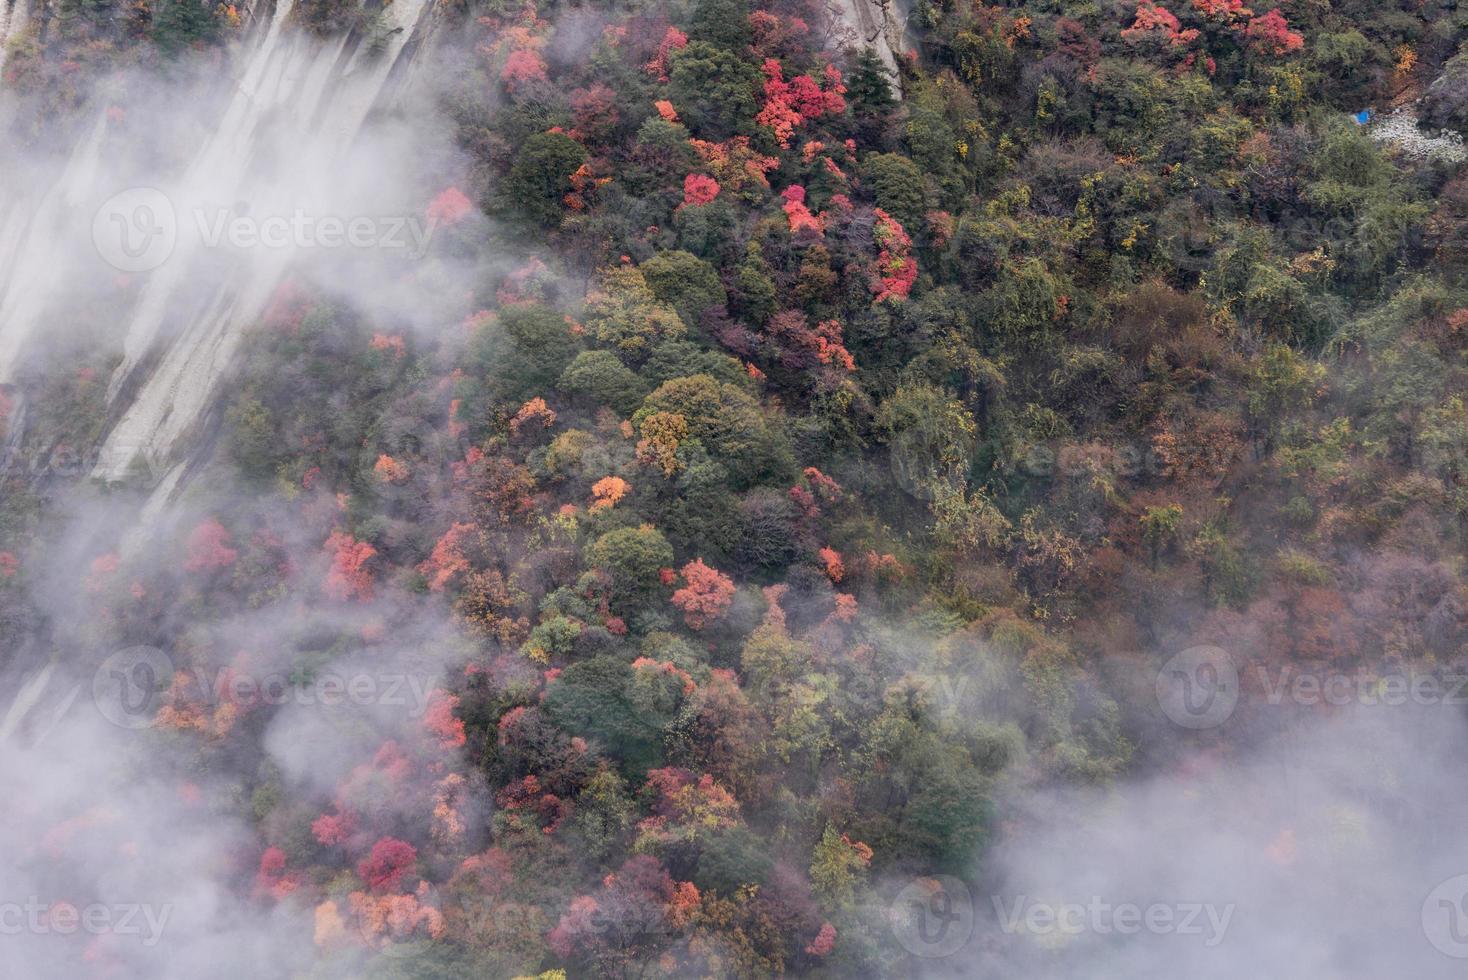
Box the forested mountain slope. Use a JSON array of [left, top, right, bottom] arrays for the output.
[[2, 0, 1468, 976]]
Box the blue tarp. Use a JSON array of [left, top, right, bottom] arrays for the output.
[[1354, 109, 1373, 125]]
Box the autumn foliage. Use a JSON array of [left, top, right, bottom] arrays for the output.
[[756, 58, 845, 148], [670, 558, 735, 630], [418, 522, 476, 592], [426, 186, 474, 226], [871, 209, 916, 302], [680, 173, 720, 209], [358, 837, 418, 892], [323, 531, 376, 602], [590, 475, 631, 511], [1243, 8, 1304, 56], [184, 518, 237, 573], [781, 185, 823, 235], [16, 0, 1467, 976]]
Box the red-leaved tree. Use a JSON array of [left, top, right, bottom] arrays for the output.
[[184, 518, 238, 573], [671, 559, 735, 630], [358, 837, 418, 892]]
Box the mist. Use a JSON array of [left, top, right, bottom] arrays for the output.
[[948, 704, 1468, 979], [1, 2, 490, 975]]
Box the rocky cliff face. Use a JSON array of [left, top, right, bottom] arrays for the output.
[[0, 0, 30, 73], [826, 0, 911, 91], [1422, 49, 1468, 136], [0, 0, 439, 498], [91, 0, 438, 487], [2, 0, 905, 499]]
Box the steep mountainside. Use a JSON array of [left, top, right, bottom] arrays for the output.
[[3, 0, 1468, 976]]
